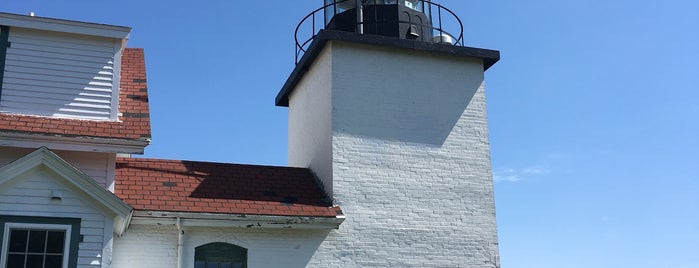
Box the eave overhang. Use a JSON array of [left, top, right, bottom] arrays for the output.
[[0, 132, 150, 154], [0, 12, 130, 39], [129, 210, 345, 230], [275, 29, 500, 107]]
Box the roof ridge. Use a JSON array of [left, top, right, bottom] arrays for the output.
[[117, 157, 310, 170]]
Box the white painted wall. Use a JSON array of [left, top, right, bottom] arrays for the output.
[[112, 224, 330, 268], [288, 46, 334, 195], [290, 42, 500, 267], [1, 27, 122, 121], [0, 146, 115, 189], [0, 166, 117, 267], [111, 225, 177, 268]]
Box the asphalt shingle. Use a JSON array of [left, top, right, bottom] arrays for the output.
[[115, 158, 342, 218]]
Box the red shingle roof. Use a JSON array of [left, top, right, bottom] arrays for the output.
[[0, 48, 151, 141], [115, 158, 342, 218]]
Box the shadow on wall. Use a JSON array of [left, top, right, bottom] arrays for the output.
[[1, 28, 117, 120], [1, 58, 115, 119], [333, 68, 483, 147]]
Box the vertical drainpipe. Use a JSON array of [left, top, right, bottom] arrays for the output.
[[176, 217, 184, 268], [355, 0, 363, 34]]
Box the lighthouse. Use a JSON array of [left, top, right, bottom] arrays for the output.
[[278, 0, 501, 267]]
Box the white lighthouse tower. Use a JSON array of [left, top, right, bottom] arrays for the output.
[[277, 0, 501, 267]]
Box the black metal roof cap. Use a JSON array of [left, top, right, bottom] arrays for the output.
[[275, 30, 500, 107]]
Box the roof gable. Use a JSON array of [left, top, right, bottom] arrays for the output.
[[0, 147, 133, 235]]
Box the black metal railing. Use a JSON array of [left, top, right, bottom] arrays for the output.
[[294, 0, 465, 64]]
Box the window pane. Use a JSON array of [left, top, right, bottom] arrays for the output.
[[45, 255, 63, 267], [28, 231, 47, 253], [196, 243, 247, 268], [26, 254, 44, 268], [195, 261, 206, 268], [6, 227, 69, 268], [46, 231, 65, 254], [9, 230, 28, 252], [7, 254, 25, 268]]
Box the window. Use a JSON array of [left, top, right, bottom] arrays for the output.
[[0, 217, 80, 268], [3, 224, 69, 268], [195, 242, 247, 268]]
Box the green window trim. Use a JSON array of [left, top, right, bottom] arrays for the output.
[[0, 216, 81, 268], [195, 242, 248, 268]]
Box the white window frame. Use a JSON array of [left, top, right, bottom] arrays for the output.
[[0, 223, 72, 268]]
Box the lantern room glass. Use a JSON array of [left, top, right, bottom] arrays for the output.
[[324, 0, 432, 26]]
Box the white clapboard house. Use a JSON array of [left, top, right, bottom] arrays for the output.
[[0, 0, 501, 267]]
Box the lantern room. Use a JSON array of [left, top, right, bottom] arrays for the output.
[[324, 0, 433, 42], [294, 0, 465, 64]]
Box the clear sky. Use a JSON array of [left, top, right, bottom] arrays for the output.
[[3, 1, 698, 267]]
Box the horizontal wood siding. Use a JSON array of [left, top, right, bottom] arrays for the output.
[[0, 167, 111, 267], [0, 146, 114, 188], [0, 28, 119, 120]]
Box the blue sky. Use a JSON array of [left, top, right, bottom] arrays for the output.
[[3, 1, 698, 267]]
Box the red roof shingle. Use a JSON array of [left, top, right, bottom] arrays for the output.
[[0, 48, 151, 141], [115, 158, 341, 218]]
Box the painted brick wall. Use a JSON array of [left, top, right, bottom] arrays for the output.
[[290, 42, 500, 267], [112, 225, 330, 268], [111, 225, 177, 268], [288, 46, 333, 195]]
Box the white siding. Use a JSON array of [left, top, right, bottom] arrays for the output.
[[113, 225, 330, 268], [0, 28, 121, 121], [0, 146, 115, 189], [0, 166, 115, 267]]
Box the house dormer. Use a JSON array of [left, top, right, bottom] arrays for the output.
[[0, 12, 129, 121], [0, 13, 150, 154]]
